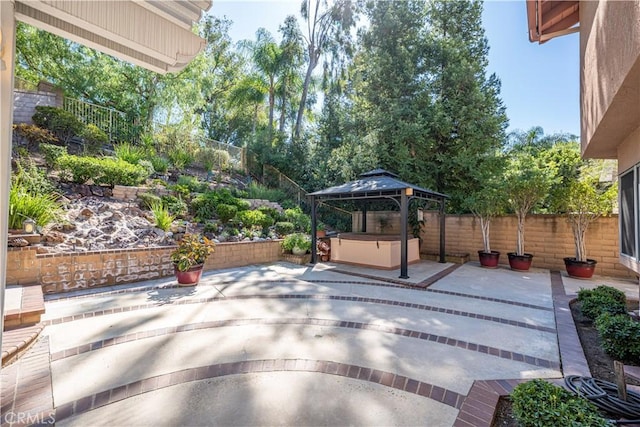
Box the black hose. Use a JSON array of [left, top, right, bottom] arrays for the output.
[[565, 375, 640, 424]]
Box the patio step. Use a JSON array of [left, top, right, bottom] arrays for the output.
[[4, 284, 45, 329], [3, 284, 46, 366]]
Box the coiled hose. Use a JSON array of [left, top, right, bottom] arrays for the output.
[[565, 375, 640, 425]]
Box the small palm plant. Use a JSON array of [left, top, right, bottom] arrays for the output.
[[149, 200, 174, 232]]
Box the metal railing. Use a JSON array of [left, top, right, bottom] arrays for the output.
[[63, 97, 137, 143]]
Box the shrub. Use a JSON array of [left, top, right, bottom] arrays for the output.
[[57, 154, 148, 186], [191, 191, 218, 221], [258, 206, 280, 221], [32, 106, 84, 143], [577, 286, 627, 320], [595, 312, 640, 361], [203, 221, 219, 233], [150, 156, 169, 174], [138, 192, 161, 209], [167, 146, 194, 171], [40, 143, 67, 168], [161, 195, 187, 217], [235, 199, 251, 211], [13, 124, 57, 149], [245, 182, 288, 203], [284, 207, 311, 233], [80, 124, 108, 154], [198, 147, 230, 172], [237, 209, 272, 230], [137, 159, 155, 177], [281, 233, 311, 252], [275, 221, 295, 236], [177, 175, 208, 193], [9, 184, 62, 229], [170, 234, 215, 272], [216, 204, 237, 224], [149, 200, 174, 232], [114, 142, 147, 165], [511, 379, 608, 427], [13, 158, 55, 196]]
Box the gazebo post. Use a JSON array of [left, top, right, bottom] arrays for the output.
[[310, 196, 317, 264], [439, 198, 446, 263], [362, 203, 367, 232], [400, 191, 409, 279]]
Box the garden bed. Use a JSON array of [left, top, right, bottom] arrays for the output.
[[492, 299, 640, 426]]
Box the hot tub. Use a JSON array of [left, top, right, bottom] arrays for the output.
[[330, 233, 420, 269]]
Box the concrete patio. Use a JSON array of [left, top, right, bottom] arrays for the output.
[[1, 260, 638, 426]]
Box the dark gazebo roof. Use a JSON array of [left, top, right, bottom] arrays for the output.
[[308, 169, 448, 202]]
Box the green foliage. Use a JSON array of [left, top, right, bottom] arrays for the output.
[[137, 159, 155, 177], [191, 188, 242, 221], [284, 207, 311, 233], [199, 147, 230, 172], [13, 158, 55, 196], [176, 175, 208, 193], [80, 124, 108, 154], [13, 123, 57, 149], [215, 204, 237, 223], [170, 234, 215, 271], [511, 379, 608, 427], [32, 106, 84, 143], [150, 156, 169, 174], [577, 286, 627, 320], [203, 221, 219, 233], [161, 195, 187, 217], [595, 312, 640, 361], [9, 183, 61, 229], [245, 182, 288, 203], [275, 221, 295, 236], [281, 232, 311, 252], [114, 142, 147, 165], [257, 206, 281, 222], [57, 154, 148, 186], [137, 192, 161, 210], [149, 200, 174, 231], [40, 143, 67, 168], [237, 209, 270, 229], [167, 146, 195, 171]]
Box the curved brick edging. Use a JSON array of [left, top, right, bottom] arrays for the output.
[[50, 317, 559, 369], [43, 293, 555, 334], [53, 358, 465, 423]]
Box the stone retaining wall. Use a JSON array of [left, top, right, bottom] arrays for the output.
[[7, 240, 284, 293]]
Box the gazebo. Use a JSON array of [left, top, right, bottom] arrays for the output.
[[308, 169, 448, 279]]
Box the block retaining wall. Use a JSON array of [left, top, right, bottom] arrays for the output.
[[7, 240, 283, 294]]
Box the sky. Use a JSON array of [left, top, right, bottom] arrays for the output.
[[209, 0, 580, 137]]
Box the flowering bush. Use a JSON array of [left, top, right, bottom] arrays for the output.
[[170, 234, 215, 271]]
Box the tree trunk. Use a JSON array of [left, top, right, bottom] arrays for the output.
[[294, 53, 317, 139], [480, 217, 490, 253], [516, 210, 525, 256]]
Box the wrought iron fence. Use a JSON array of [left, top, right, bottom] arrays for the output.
[[63, 97, 137, 143]]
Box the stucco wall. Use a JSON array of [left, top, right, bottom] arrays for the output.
[[7, 240, 283, 293], [580, 1, 640, 160], [13, 89, 62, 124], [420, 212, 634, 279]]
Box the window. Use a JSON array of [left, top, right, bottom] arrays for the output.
[[620, 166, 638, 259]]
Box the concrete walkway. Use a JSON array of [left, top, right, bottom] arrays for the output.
[[2, 261, 639, 426]]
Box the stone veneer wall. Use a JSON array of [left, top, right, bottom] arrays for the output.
[[420, 212, 635, 279], [7, 240, 283, 293]]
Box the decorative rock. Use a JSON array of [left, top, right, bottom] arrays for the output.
[[90, 186, 104, 197], [8, 237, 29, 247], [78, 208, 95, 219], [42, 231, 66, 244]]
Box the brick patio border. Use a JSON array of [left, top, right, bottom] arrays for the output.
[[54, 358, 465, 423]]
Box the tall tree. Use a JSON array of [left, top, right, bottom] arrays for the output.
[[294, 0, 356, 139]]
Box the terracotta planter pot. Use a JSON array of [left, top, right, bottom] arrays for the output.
[[478, 250, 500, 268], [507, 253, 533, 271], [564, 257, 597, 279], [174, 263, 204, 286], [316, 230, 326, 238]]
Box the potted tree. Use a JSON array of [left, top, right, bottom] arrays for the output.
[[465, 182, 507, 268], [170, 233, 216, 286], [282, 232, 312, 255], [505, 152, 552, 271], [557, 174, 616, 279]]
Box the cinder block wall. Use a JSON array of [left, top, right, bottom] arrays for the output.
[[13, 90, 61, 124], [420, 212, 634, 279], [7, 240, 284, 293]]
